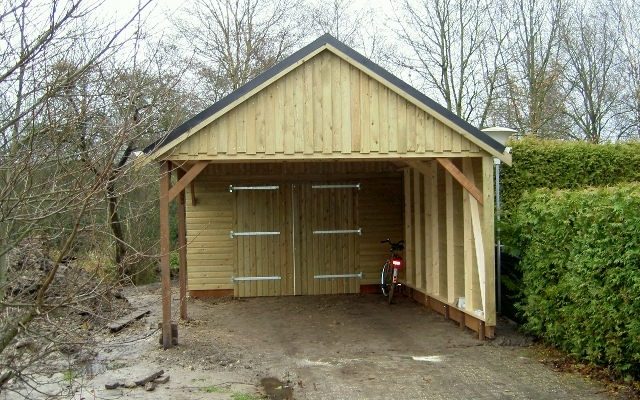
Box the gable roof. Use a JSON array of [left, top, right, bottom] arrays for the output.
[[144, 34, 509, 161]]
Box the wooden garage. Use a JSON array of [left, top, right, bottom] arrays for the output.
[[143, 34, 512, 348]]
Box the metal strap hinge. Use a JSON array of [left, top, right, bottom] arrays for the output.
[[229, 185, 279, 192], [312, 228, 361, 235], [311, 183, 360, 190], [232, 276, 282, 282], [314, 272, 363, 279], [230, 231, 281, 238]]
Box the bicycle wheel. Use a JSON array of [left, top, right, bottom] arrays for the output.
[[380, 261, 392, 296], [388, 282, 395, 305]]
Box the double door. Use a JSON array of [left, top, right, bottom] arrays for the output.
[[232, 183, 360, 296]]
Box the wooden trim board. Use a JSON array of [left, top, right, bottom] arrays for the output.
[[404, 287, 495, 339], [190, 289, 234, 298]]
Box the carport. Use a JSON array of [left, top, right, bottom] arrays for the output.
[[143, 34, 512, 349]]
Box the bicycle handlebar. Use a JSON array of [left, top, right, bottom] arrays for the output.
[[381, 238, 405, 250]]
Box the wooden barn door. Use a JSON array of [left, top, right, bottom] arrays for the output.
[[232, 184, 293, 296], [295, 183, 360, 295]]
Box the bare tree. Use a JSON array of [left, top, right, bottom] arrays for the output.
[[560, 3, 622, 143], [476, 2, 513, 127], [502, 0, 570, 137], [612, 0, 640, 141], [51, 41, 191, 275], [173, 0, 303, 103], [305, 0, 391, 63], [0, 0, 183, 395], [392, 0, 502, 125], [307, 0, 363, 45]]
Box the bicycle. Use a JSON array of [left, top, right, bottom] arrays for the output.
[[380, 239, 405, 304]]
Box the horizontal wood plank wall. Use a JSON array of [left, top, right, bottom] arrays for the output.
[[168, 50, 483, 161], [186, 162, 403, 293], [185, 181, 234, 291], [359, 176, 404, 285], [403, 157, 495, 326]]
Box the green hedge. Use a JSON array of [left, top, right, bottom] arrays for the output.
[[501, 138, 640, 249], [512, 184, 640, 378]]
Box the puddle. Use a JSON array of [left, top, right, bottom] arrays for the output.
[[260, 377, 294, 400], [297, 358, 332, 367], [412, 355, 444, 363]]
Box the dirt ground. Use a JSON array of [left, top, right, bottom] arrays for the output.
[[27, 283, 619, 400]]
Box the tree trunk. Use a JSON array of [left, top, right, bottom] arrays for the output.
[[107, 178, 127, 276], [0, 236, 7, 302]]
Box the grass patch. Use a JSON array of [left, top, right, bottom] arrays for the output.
[[62, 369, 76, 382], [201, 385, 228, 393], [231, 393, 261, 400]]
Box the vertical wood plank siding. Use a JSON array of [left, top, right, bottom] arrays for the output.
[[169, 51, 481, 160], [402, 157, 495, 324], [185, 162, 403, 292]]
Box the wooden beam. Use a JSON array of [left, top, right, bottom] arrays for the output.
[[435, 158, 483, 205], [159, 161, 173, 349], [167, 161, 208, 202], [177, 169, 188, 321]]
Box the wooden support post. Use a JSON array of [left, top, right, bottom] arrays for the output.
[[413, 169, 423, 290], [462, 158, 477, 312], [482, 157, 496, 326], [430, 161, 440, 296], [445, 173, 456, 304], [423, 170, 433, 295], [177, 169, 188, 321], [403, 168, 414, 287], [159, 161, 173, 349]]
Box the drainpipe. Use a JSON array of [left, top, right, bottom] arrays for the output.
[[494, 157, 502, 314]]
